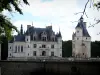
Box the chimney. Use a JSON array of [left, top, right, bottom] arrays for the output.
[[46, 26, 52, 30], [27, 25, 31, 30]]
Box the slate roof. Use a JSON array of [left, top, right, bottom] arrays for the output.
[[9, 26, 61, 43], [75, 17, 90, 37]]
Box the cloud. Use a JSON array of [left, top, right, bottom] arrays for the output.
[[3, 0, 100, 41]]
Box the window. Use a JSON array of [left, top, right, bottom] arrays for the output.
[[77, 38, 79, 40], [10, 53, 11, 56], [33, 44, 37, 48], [33, 51, 36, 56], [42, 37, 47, 41], [83, 53, 84, 55], [27, 39, 28, 41], [51, 52, 54, 56], [21, 46, 23, 52], [18, 46, 20, 52], [33, 37, 36, 41], [42, 45, 46, 48], [28, 45, 30, 48], [77, 31, 79, 33], [86, 37, 87, 39], [10, 46, 11, 49], [73, 44, 75, 48], [28, 53, 29, 56], [15, 46, 17, 53], [42, 51, 46, 56], [52, 37, 55, 41], [51, 45, 54, 48]]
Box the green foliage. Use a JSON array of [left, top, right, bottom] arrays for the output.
[[91, 41, 100, 57], [0, 0, 29, 42], [0, 0, 29, 14], [62, 40, 72, 57], [0, 14, 19, 40], [62, 40, 100, 57]]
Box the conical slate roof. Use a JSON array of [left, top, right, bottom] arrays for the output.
[[76, 17, 90, 37]]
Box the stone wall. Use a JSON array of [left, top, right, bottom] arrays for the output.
[[0, 60, 100, 75]]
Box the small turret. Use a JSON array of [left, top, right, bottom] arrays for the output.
[[20, 24, 23, 35]]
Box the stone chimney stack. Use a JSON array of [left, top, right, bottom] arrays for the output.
[[27, 25, 31, 30]]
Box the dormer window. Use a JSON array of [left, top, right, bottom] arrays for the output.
[[42, 37, 47, 41], [33, 36, 36, 41], [51, 37, 55, 41], [51, 32, 55, 41], [33, 32, 37, 41], [27, 39, 28, 41], [41, 31, 47, 41]]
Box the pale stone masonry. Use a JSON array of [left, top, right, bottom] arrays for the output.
[[72, 16, 91, 58], [8, 25, 62, 59]]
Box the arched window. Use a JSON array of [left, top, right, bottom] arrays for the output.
[[42, 51, 46, 56]]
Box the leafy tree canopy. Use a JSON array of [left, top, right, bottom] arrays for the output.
[[0, 0, 29, 41]]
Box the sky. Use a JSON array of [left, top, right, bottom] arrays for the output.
[[2, 0, 100, 41]]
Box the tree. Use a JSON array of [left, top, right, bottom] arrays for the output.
[[0, 0, 29, 60], [0, 0, 29, 41]]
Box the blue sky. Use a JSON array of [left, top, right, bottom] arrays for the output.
[[3, 0, 100, 41]]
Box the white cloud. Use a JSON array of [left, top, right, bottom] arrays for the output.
[[8, 0, 100, 41]]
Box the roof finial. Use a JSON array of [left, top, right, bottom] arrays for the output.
[[51, 23, 52, 26], [32, 22, 33, 26]]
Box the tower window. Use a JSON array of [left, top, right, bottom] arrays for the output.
[[77, 31, 79, 33], [27, 39, 28, 41], [28, 45, 30, 48], [77, 38, 79, 40], [33, 44, 37, 48]]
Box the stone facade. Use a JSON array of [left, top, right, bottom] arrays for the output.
[[8, 25, 62, 59], [72, 17, 91, 58]]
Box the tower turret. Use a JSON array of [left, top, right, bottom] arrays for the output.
[[20, 24, 23, 35], [72, 16, 91, 58]]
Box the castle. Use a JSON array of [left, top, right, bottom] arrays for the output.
[[8, 25, 62, 58], [72, 17, 91, 58], [8, 17, 91, 59]]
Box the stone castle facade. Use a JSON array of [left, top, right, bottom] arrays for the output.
[[8, 25, 62, 58], [72, 17, 91, 58]]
